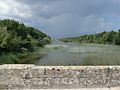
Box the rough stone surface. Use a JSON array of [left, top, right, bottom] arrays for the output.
[[0, 65, 120, 89]]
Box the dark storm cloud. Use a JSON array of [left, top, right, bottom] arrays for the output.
[[0, 0, 120, 38], [17, 0, 120, 18]]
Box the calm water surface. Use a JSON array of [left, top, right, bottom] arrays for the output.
[[34, 40, 120, 65]]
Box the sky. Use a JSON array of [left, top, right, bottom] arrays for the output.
[[0, 0, 120, 38]]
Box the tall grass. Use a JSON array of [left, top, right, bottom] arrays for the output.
[[66, 43, 120, 65], [79, 44, 120, 65], [82, 52, 120, 65], [0, 47, 44, 64]]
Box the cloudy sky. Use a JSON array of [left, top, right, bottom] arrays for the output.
[[0, 0, 120, 38]]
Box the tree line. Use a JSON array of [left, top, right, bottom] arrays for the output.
[[0, 19, 51, 53], [60, 30, 120, 45]]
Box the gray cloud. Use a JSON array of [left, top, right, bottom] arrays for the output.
[[0, 0, 120, 38]]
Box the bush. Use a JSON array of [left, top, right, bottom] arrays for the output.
[[0, 19, 51, 53]]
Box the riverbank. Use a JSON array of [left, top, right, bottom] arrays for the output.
[[0, 47, 45, 64]]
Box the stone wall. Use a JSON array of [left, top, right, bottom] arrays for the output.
[[0, 65, 120, 89]]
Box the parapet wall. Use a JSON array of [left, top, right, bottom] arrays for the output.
[[0, 65, 120, 89]]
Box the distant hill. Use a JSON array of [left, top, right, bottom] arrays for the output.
[[0, 19, 51, 53], [60, 30, 120, 45]]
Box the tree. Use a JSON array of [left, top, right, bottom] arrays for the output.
[[0, 19, 51, 53], [0, 30, 23, 52], [114, 30, 120, 45], [60, 30, 120, 46]]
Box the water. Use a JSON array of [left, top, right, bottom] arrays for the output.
[[34, 40, 120, 65], [34, 40, 83, 65]]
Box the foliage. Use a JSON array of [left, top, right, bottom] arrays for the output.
[[0, 49, 44, 64], [60, 30, 120, 45], [0, 19, 51, 53]]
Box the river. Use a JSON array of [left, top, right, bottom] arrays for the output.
[[34, 39, 120, 65]]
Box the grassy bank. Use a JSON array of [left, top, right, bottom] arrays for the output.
[[81, 52, 120, 65], [80, 44, 120, 65], [0, 47, 45, 64], [61, 43, 120, 66]]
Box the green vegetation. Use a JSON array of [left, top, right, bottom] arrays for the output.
[[62, 44, 120, 66], [59, 30, 120, 65], [60, 30, 120, 45], [0, 19, 51, 64], [0, 48, 45, 64], [82, 50, 120, 65]]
